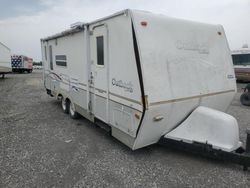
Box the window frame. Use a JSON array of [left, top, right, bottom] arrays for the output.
[[96, 35, 105, 67], [55, 55, 67, 67], [232, 54, 250, 66], [44, 45, 47, 61], [49, 45, 53, 70]]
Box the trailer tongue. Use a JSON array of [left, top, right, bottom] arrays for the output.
[[159, 106, 250, 170]]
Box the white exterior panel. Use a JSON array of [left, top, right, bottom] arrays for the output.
[[131, 10, 236, 105], [0, 42, 11, 73], [131, 10, 237, 149], [165, 106, 242, 152]]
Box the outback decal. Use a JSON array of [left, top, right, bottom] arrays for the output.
[[176, 40, 209, 54], [112, 78, 133, 93]]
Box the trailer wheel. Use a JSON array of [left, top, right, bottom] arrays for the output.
[[69, 101, 80, 119], [240, 92, 250, 106], [61, 97, 69, 114]]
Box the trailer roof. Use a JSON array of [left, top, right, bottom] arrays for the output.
[[41, 26, 84, 42], [41, 9, 217, 42], [41, 9, 130, 42]]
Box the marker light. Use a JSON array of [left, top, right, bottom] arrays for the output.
[[141, 21, 147, 26]]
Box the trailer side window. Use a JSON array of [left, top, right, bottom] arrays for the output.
[[44, 46, 47, 61], [49, 45, 53, 70], [56, 55, 67, 67], [96, 36, 104, 66]]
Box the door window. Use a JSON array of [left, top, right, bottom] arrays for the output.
[[96, 36, 104, 66], [44, 46, 47, 61], [49, 45, 53, 70]]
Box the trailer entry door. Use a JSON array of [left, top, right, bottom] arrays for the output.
[[90, 25, 109, 123]]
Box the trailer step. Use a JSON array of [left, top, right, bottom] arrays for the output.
[[95, 119, 111, 133]]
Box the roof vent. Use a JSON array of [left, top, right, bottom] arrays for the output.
[[70, 22, 84, 29], [242, 44, 249, 48]]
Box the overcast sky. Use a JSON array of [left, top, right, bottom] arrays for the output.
[[0, 0, 249, 61]]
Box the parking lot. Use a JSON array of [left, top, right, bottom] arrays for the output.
[[0, 70, 250, 188]]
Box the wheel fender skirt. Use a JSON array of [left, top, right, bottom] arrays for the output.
[[164, 106, 242, 152]]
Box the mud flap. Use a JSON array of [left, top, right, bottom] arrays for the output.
[[164, 106, 242, 152]]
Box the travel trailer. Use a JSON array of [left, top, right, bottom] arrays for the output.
[[41, 10, 250, 168], [0, 42, 11, 78], [232, 45, 250, 82], [11, 55, 33, 73]]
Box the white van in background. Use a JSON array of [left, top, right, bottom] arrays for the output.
[[232, 44, 250, 82]]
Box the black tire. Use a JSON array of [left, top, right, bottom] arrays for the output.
[[69, 100, 80, 119], [1, 74, 5, 79], [240, 92, 250, 106], [61, 97, 69, 114]]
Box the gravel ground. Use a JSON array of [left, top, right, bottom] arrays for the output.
[[0, 71, 250, 188]]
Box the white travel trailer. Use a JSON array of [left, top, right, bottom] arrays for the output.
[[41, 10, 250, 167], [0, 42, 11, 78]]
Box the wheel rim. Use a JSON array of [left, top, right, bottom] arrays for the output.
[[70, 102, 75, 115], [62, 99, 66, 110]]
